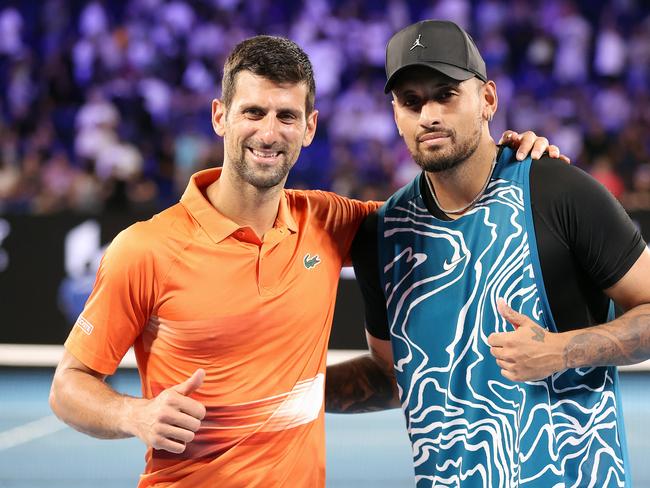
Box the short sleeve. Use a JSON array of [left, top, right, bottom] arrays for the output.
[[305, 190, 381, 265], [64, 222, 157, 375], [531, 157, 646, 290], [350, 211, 391, 340]]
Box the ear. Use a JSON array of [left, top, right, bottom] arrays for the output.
[[481, 80, 498, 122], [212, 99, 227, 136], [302, 109, 319, 147]]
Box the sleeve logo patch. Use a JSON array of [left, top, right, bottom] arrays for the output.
[[75, 316, 94, 335]]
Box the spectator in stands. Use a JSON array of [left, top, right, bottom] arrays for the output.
[[0, 0, 650, 212]]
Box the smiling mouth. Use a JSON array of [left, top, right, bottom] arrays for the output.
[[248, 147, 282, 161]]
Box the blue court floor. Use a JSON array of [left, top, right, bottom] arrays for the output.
[[1, 368, 649, 487]]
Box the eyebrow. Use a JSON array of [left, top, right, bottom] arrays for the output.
[[240, 103, 302, 117], [276, 107, 302, 118], [239, 103, 265, 112]]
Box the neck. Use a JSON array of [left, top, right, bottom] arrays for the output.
[[206, 164, 284, 240], [426, 138, 497, 217]]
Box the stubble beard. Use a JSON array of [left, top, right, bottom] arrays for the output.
[[231, 143, 295, 190], [412, 115, 483, 174]]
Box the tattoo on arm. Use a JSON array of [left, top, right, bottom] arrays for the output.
[[563, 310, 650, 369], [531, 326, 545, 343], [325, 348, 399, 414]]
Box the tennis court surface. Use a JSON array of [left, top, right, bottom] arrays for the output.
[[2, 367, 650, 487]]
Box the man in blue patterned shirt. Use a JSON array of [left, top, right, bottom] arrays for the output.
[[326, 20, 650, 488]]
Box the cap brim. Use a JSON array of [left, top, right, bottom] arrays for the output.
[[384, 62, 477, 93]]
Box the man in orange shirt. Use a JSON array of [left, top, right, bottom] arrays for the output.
[[49, 35, 560, 487]]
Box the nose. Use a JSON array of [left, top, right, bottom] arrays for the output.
[[258, 114, 280, 146], [419, 100, 442, 128]]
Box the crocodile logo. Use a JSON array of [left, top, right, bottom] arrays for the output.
[[303, 253, 321, 270]]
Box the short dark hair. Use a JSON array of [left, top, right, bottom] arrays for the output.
[[221, 35, 316, 115]]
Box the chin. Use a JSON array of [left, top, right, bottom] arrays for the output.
[[414, 152, 463, 173], [245, 167, 291, 189]]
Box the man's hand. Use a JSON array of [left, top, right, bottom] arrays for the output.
[[130, 369, 207, 453], [487, 299, 565, 382], [498, 130, 571, 164]]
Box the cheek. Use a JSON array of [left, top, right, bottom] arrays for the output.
[[395, 112, 417, 139], [283, 126, 307, 146], [231, 125, 257, 145], [400, 125, 418, 148], [226, 132, 243, 151]]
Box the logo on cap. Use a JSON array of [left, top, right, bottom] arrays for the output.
[[410, 34, 426, 51]]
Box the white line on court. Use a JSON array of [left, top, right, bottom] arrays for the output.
[[0, 344, 367, 368], [0, 415, 67, 451]]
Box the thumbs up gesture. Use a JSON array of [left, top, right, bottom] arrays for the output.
[[487, 299, 565, 382], [130, 369, 207, 453]]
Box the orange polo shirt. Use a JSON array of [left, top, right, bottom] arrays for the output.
[[64, 168, 378, 487]]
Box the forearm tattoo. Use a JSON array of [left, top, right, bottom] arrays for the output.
[[563, 310, 650, 368], [325, 351, 399, 413]]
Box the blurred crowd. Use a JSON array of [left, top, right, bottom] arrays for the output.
[[0, 0, 649, 215]]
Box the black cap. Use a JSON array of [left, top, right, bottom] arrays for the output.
[[384, 20, 487, 93]]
